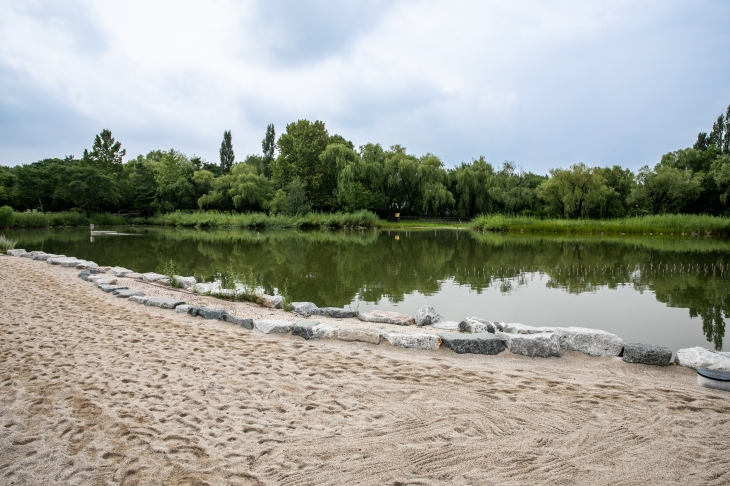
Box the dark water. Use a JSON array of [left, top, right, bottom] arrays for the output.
[[6, 226, 730, 352]]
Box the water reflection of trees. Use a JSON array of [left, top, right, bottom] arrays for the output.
[[12, 227, 730, 350]]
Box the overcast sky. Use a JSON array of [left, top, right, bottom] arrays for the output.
[[1, 0, 729, 173]]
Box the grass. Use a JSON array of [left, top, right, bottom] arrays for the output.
[[0, 234, 16, 252], [470, 214, 730, 236], [9, 211, 128, 228], [144, 210, 382, 229]]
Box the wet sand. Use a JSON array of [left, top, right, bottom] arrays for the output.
[[1, 256, 729, 485]]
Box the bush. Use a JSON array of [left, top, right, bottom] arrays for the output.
[[0, 234, 16, 252], [13, 211, 49, 228], [0, 206, 15, 229]]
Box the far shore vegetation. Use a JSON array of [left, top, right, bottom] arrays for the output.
[[2, 105, 730, 235]]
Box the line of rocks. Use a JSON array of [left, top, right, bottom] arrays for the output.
[[8, 248, 730, 373]]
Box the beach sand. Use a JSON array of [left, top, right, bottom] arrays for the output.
[[1, 256, 729, 485]]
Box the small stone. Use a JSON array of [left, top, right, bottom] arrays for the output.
[[675, 347, 730, 373], [495, 331, 561, 358], [502, 323, 554, 334], [6, 249, 26, 256], [141, 272, 168, 282], [126, 272, 144, 279], [22, 251, 43, 258], [358, 310, 415, 326], [45, 255, 67, 263], [255, 320, 293, 334], [76, 261, 99, 269], [622, 342, 673, 366], [113, 289, 145, 298], [439, 333, 505, 355], [336, 328, 382, 345], [176, 304, 192, 313], [459, 317, 497, 333], [36, 253, 60, 261], [222, 314, 254, 329], [291, 302, 318, 315], [383, 332, 441, 350], [187, 306, 227, 320], [432, 321, 460, 331], [261, 294, 283, 309], [309, 307, 358, 318], [173, 275, 197, 290], [99, 284, 128, 293], [110, 266, 134, 277], [128, 295, 149, 304], [144, 297, 185, 309], [95, 278, 117, 287], [78, 270, 91, 280], [415, 305, 438, 326]]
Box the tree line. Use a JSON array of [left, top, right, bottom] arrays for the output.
[[1, 105, 730, 219]]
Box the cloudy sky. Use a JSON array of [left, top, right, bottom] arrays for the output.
[[1, 0, 729, 172]]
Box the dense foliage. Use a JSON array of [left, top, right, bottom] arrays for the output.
[[2, 106, 730, 220]]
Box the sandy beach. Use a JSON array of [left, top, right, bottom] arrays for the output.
[[1, 256, 729, 485]]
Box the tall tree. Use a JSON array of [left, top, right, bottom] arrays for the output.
[[219, 130, 235, 174], [261, 123, 276, 178], [83, 129, 126, 171], [709, 115, 725, 150], [694, 132, 709, 151], [724, 105, 730, 154]]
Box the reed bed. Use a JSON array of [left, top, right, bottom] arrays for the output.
[[145, 210, 381, 229], [470, 214, 730, 236], [7, 211, 127, 228]]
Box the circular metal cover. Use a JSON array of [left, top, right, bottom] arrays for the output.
[[697, 368, 730, 381]]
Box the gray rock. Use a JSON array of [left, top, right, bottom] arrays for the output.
[[6, 249, 26, 256], [358, 310, 415, 326], [193, 282, 220, 294], [60, 259, 84, 268], [110, 266, 134, 277], [75, 261, 99, 269], [309, 307, 358, 318], [336, 328, 382, 345], [439, 333, 505, 355], [622, 342, 673, 366], [261, 294, 284, 309], [222, 314, 254, 329], [292, 320, 339, 340], [78, 270, 91, 280], [94, 278, 117, 287], [144, 297, 185, 309], [21, 251, 43, 258], [44, 254, 65, 262], [112, 289, 145, 298], [255, 320, 293, 334], [415, 305, 438, 326], [128, 295, 149, 304], [187, 306, 227, 320], [141, 272, 168, 282], [502, 322, 554, 334], [495, 330, 561, 358], [291, 302, 318, 315], [50, 257, 79, 266], [125, 272, 144, 279], [98, 284, 128, 293], [175, 304, 192, 313], [459, 317, 496, 334], [675, 347, 730, 373], [383, 332, 441, 350], [554, 327, 624, 357], [432, 321, 460, 331], [173, 275, 196, 290]]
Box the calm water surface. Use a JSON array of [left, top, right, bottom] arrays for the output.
[[7, 226, 730, 352]]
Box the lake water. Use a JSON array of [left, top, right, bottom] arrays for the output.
[[7, 226, 730, 352]]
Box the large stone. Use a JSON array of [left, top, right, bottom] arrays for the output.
[[554, 327, 624, 357], [188, 306, 227, 320], [50, 257, 79, 266], [144, 297, 185, 309], [175, 304, 192, 313], [261, 294, 283, 309], [110, 266, 134, 277], [383, 332, 441, 350], [675, 347, 730, 373], [21, 251, 43, 258], [222, 314, 254, 329], [358, 310, 415, 326], [88, 275, 110, 283], [309, 307, 358, 318], [95, 278, 118, 287], [336, 328, 382, 345], [502, 322, 554, 334], [75, 261, 99, 269], [113, 289, 145, 298], [99, 284, 128, 293], [291, 320, 340, 340], [6, 249, 26, 256], [141, 272, 168, 282], [291, 302, 318, 315], [459, 317, 500, 334], [45, 255, 66, 263], [60, 259, 83, 268], [622, 342, 673, 366], [173, 275, 197, 290], [128, 295, 149, 304], [126, 272, 144, 280], [415, 305, 438, 326], [193, 282, 221, 294], [255, 320, 293, 334], [37, 253, 62, 261], [78, 270, 91, 281], [433, 321, 460, 331], [495, 330, 561, 358], [439, 333, 505, 355]]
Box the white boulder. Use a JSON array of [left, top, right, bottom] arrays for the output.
[[383, 332, 441, 351], [675, 347, 730, 373], [495, 331, 561, 358], [415, 305, 438, 326], [255, 320, 292, 334]]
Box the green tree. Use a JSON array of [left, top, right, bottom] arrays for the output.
[[630, 165, 702, 215], [418, 154, 454, 215], [82, 129, 126, 172], [56, 165, 122, 216], [709, 114, 725, 150], [490, 162, 544, 216], [262, 123, 276, 178], [454, 157, 495, 217], [537, 163, 611, 218], [219, 130, 235, 174], [198, 164, 273, 212]]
